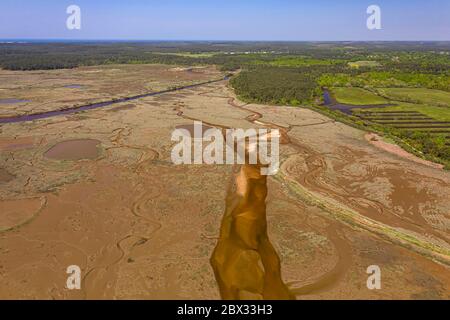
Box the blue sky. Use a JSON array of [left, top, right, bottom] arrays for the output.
[[0, 0, 449, 41]]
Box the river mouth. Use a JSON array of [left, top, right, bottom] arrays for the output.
[[44, 139, 101, 161], [0, 168, 15, 183]]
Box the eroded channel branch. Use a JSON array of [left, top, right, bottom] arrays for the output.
[[210, 164, 294, 300]]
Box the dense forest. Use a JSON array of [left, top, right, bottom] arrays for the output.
[[1, 41, 449, 71], [230, 65, 350, 105]]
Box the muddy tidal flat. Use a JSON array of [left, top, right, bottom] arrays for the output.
[[0, 64, 449, 299]]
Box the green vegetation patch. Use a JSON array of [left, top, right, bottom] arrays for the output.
[[362, 103, 450, 121], [332, 87, 389, 105], [230, 65, 346, 106], [348, 61, 381, 68], [375, 87, 450, 107], [352, 103, 450, 166], [320, 71, 449, 92]]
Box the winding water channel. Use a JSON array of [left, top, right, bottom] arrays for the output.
[[0, 77, 228, 124]]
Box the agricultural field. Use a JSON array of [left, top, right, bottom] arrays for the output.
[[375, 87, 450, 107], [359, 102, 450, 121], [327, 85, 450, 167], [331, 87, 388, 105]]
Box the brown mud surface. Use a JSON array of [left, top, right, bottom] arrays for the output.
[[0, 168, 15, 183], [0, 66, 449, 299], [0, 64, 219, 117], [44, 139, 101, 161]]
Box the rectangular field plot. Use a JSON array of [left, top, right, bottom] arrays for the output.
[[353, 103, 450, 121], [376, 88, 450, 107], [331, 87, 389, 105], [355, 110, 450, 136]]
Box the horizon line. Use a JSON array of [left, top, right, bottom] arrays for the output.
[[1, 38, 450, 43]]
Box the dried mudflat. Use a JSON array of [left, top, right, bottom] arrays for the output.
[[0, 168, 14, 183], [0, 66, 449, 299], [44, 139, 101, 161], [0, 64, 219, 117]]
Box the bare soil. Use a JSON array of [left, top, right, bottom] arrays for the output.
[[0, 65, 449, 299]]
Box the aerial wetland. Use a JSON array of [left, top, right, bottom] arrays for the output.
[[0, 41, 449, 300]]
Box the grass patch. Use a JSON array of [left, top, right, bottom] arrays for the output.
[[375, 87, 450, 107], [348, 61, 380, 68], [363, 103, 450, 121], [332, 87, 389, 105]]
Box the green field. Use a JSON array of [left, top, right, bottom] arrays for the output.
[[330, 85, 450, 166], [332, 87, 389, 105], [375, 87, 450, 107], [348, 61, 381, 68], [357, 103, 450, 121]]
